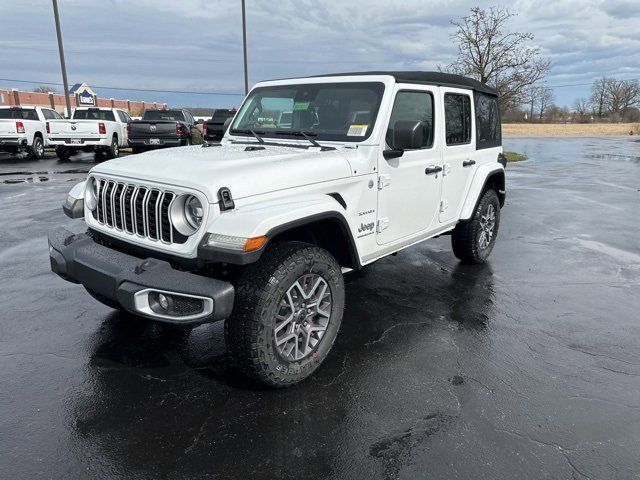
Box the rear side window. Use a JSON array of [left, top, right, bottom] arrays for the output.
[[0, 108, 38, 120], [475, 93, 501, 149], [73, 109, 116, 121], [444, 94, 472, 145], [386, 91, 434, 149]]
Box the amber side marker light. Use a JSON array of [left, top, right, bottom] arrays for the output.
[[244, 236, 266, 252]]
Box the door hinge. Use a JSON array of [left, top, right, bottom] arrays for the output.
[[377, 217, 389, 233], [377, 175, 391, 190], [439, 200, 449, 213]]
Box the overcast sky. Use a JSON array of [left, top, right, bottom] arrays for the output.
[[1, 0, 639, 109]]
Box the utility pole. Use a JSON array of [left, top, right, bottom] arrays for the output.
[[52, 0, 71, 117], [241, 0, 249, 95]]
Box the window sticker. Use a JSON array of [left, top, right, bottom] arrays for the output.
[[293, 102, 310, 110], [347, 124, 368, 136]]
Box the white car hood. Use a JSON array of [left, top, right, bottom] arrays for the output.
[[90, 142, 354, 202]]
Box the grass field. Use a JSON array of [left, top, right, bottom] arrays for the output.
[[503, 123, 640, 137]]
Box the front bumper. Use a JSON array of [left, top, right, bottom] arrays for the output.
[[48, 227, 234, 324]]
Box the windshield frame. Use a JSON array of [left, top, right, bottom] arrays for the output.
[[229, 81, 385, 143]]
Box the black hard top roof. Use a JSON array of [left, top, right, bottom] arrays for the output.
[[297, 71, 498, 97]]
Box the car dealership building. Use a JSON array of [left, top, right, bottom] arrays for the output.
[[0, 82, 166, 117]]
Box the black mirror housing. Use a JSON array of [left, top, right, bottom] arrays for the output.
[[393, 120, 423, 150]]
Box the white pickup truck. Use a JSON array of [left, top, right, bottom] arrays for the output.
[[47, 107, 131, 161], [0, 106, 61, 159], [50, 72, 506, 387]]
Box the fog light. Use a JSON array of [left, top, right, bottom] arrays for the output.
[[158, 293, 169, 310]]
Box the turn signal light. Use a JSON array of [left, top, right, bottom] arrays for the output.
[[98, 122, 106, 134], [176, 122, 182, 135], [16, 121, 25, 133], [243, 236, 267, 252]]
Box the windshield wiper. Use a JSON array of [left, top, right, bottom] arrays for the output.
[[275, 130, 335, 151], [231, 128, 265, 143]]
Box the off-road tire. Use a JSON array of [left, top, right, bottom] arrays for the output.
[[85, 287, 124, 311], [451, 188, 500, 264], [55, 146, 71, 162], [28, 136, 45, 159], [105, 135, 119, 159], [225, 241, 345, 388]]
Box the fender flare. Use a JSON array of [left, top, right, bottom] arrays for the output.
[[198, 194, 360, 267], [459, 163, 505, 220]]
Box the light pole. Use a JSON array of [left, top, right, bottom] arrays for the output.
[[241, 0, 249, 95], [52, 0, 72, 117]]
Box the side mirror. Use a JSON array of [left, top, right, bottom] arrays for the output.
[[383, 120, 424, 160], [393, 120, 424, 150]]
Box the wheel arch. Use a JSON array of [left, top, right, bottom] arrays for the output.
[[459, 164, 505, 220]]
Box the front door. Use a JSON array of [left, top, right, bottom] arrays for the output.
[[377, 87, 443, 245], [439, 88, 476, 223]]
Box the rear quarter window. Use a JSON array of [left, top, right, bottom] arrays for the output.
[[475, 93, 501, 149]]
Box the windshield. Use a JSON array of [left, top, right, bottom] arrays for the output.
[[143, 110, 185, 121], [231, 82, 384, 142], [0, 108, 38, 120], [73, 109, 115, 121]]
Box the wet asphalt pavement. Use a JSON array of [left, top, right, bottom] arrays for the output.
[[1, 138, 639, 479]]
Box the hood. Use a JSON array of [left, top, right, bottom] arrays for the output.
[[90, 143, 355, 203]]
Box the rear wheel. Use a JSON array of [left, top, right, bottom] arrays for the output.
[[451, 189, 500, 264], [55, 146, 71, 162], [28, 136, 45, 159], [225, 241, 345, 387], [105, 136, 119, 159]]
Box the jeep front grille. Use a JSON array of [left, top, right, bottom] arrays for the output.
[[93, 179, 187, 244]]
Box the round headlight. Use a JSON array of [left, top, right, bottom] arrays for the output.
[[85, 177, 97, 211], [184, 195, 203, 228]]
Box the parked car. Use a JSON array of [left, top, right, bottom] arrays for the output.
[[47, 107, 131, 161], [128, 109, 202, 153], [203, 108, 236, 142], [0, 106, 61, 159], [49, 72, 505, 387]]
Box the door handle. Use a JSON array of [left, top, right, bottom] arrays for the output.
[[463, 159, 476, 167], [425, 166, 443, 175]]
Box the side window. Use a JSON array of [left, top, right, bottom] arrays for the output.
[[386, 91, 434, 149], [51, 110, 63, 119], [124, 112, 132, 122], [475, 93, 501, 149], [444, 94, 472, 145], [42, 109, 53, 120], [116, 111, 127, 122]]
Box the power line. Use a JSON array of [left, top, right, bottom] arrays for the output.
[[0, 77, 245, 96]]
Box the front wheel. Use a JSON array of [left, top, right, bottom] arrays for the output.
[[225, 241, 345, 387], [451, 189, 501, 264]]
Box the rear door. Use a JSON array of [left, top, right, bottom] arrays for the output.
[[376, 86, 442, 245], [438, 88, 476, 223]]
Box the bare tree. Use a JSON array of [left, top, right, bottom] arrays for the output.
[[537, 86, 554, 121], [447, 6, 550, 109], [590, 77, 610, 119], [573, 97, 591, 122], [31, 85, 57, 94], [607, 79, 640, 122]]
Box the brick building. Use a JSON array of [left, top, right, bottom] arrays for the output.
[[0, 83, 167, 117]]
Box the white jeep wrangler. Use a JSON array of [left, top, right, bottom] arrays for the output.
[[49, 72, 506, 387]]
